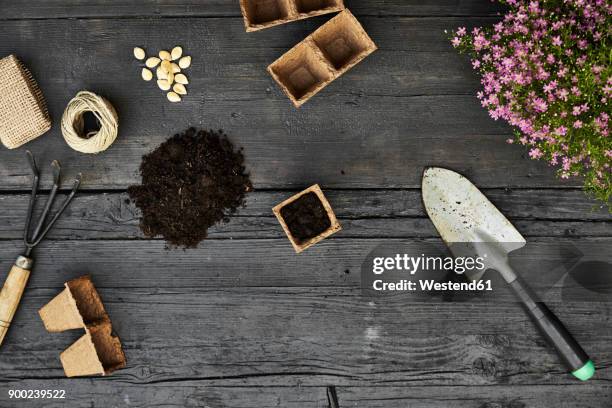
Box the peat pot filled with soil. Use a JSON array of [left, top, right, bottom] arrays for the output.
[[273, 184, 341, 253]]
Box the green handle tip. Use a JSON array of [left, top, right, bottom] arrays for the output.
[[572, 360, 595, 381]]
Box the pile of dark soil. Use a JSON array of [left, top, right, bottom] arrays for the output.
[[280, 192, 331, 243], [128, 128, 252, 248]]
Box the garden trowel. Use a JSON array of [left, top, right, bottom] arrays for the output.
[[421, 167, 594, 381]]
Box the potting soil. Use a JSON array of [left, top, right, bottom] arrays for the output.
[[280, 192, 331, 243], [128, 127, 252, 248]]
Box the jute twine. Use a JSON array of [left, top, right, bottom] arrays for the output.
[[61, 91, 119, 154]]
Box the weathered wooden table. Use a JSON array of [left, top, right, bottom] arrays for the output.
[[0, 1, 610, 407]]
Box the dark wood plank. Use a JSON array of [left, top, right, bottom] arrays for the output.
[[1, 238, 609, 289], [0, 0, 505, 19], [338, 385, 612, 408], [0, 384, 328, 408], [0, 17, 575, 190], [0, 383, 609, 408], [0, 190, 609, 240], [1, 287, 610, 386]]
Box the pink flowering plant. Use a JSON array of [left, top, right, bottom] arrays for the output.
[[451, 0, 611, 208]]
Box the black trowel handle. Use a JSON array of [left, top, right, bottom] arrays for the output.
[[509, 276, 594, 380]]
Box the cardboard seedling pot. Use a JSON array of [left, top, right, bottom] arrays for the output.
[[268, 9, 377, 107], [60, 321, 126, 377], [39, 275, 126, 377], [39, 275, 108, 332], [240, 0, 345, 32], [273, 184, 341, 253]]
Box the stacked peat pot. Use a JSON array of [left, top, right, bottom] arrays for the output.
[[240, 0, 345, 31], [240, 2, 377, 106], [39, 276, 126, 377], [269, 10, 377, 107]]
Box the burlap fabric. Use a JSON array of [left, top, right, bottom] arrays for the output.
[[0, 55, 51, 149]]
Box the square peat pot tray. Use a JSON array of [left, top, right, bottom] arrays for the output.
[[240, 0, 345, 32], [273, 184, 342, 253], [268, 9, 377, 107]]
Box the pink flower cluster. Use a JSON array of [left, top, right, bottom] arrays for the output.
[[452, 0, 611, 207]]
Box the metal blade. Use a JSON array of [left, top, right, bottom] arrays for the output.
[[422, 167, 526, 281]]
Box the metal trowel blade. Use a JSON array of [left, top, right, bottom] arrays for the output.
[[422, 167, 526, 281]]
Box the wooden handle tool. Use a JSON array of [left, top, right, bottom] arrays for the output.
[[0, 257, 32, 346], [0, 151, 81, 347]]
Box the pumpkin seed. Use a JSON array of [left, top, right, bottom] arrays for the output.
[[171, 46, 183, 61], [156, 66, 168, 80], [167, 92, 181, 102], [145, 57, 161, 68], [161, 60, 173, 74], [173, 83, 187, 95], [134, 47, 146, 60], [178, 56, 191, 69], [175, 74, 189, 85], [136, 46, 192, 103], [141, 68, 153, 81], [157, 79, 171, 91]]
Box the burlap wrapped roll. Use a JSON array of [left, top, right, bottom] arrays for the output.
[[0, 55, 51, 149]]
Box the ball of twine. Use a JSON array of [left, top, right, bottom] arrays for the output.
[[61, 91, 119, 154]]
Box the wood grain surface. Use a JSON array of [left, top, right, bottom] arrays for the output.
[[0, 190, 608, 241], [0, 1, 610, 407], [0, 0, 505, 19], [0, 16, 573, 189]]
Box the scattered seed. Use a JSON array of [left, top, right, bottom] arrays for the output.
[[156, 66, 168, 80], [178, 56, 191, 69], [136, 46, 193, 103], [175, 74, 189, 85], [141, 68, 153, 81], [173, 83, 187, 95], [145, 57, 161, 68], [171, 46, 183, 61], [157, 79, 171, 91], [134, 47, 146, 60], [167, 92, 181, 102]]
